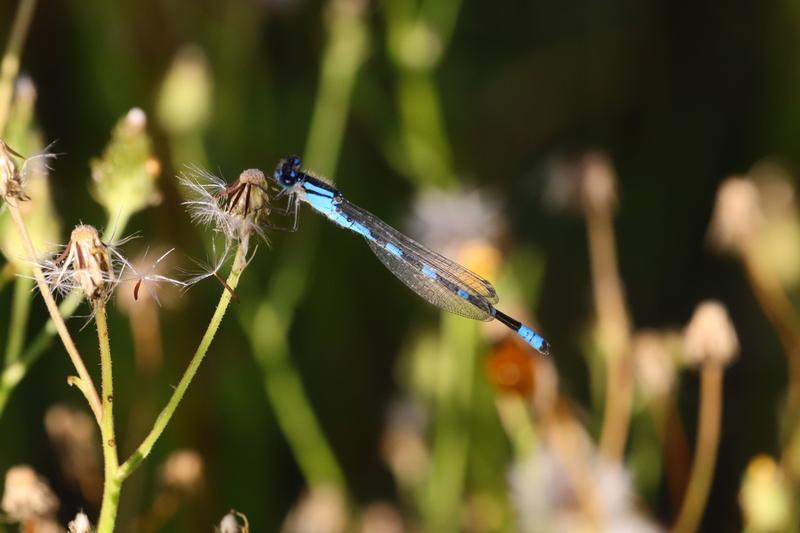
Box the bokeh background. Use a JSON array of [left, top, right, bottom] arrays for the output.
[[1, 0, 800, 531]]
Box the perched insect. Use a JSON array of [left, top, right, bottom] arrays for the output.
[[268, 156, 550, 355]]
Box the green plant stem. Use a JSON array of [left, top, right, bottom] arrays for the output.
[[422, 313, 477, 533], [6, 202, 102, 420], [250, 301, 345, 488], [0, 0, 37, 134], [673, 364, 723, 533], [0, 261, 14, 291], [0, 217, 121, 419], [96, 304, 120, 533], [116, 243, 246, 481], [4, 275, 33, 365]]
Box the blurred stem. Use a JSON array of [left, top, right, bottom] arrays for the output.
[[4, 275, 33, 365], [585, 202, 633, 462], [250, 301, 345, 488], [96, 304, 120, 533], [5, 202, 102, 421], [0, 0, 37, 134], [116, 243, 247, 481], [494, 393, 538, 460], [741, 247, 800, 437], [242, 0, 368, 492], [168, 132, 208, 170], [673, 364, 723, 533], [0, 261, 14, 291], [422, 314, 477, 533], [303, 0, 369, 175], [0, 216, 122, 420], [385, 0, 461, 188]]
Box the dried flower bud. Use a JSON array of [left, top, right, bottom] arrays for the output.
[[683, 301, 739, 367], [0, 139, 27, 202], [1, 465, 59, 522], [739, 455, 791, 532], [90, 108, 161, 222], [358, 502, 404, 533], [282, 486, 347, 533], [158, 46, 212, 135], [708, 177, 763, 254], [68, 511, 93, 533], [381, 401, 429, 488], [633, 330, 679, 400], [390, 20, 443, 71], [160, 449, 204, 494], [181, 167, 271, 245], [218, 510, 249, 533], [44, 225, 117, 303]]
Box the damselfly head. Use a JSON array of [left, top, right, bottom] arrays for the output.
[[274, 155, 302, 187]]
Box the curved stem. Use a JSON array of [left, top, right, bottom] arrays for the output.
[[96, 304, 120, 532], [116, 243, 247, 480], [673, 365, 723, 533], [6, 203, 102, 420]]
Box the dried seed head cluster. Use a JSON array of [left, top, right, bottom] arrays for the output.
[[160, 449, 204, 494], [180, 167, 271, 245], [708, 177, 763, 254], [217, 510, 250, 533]]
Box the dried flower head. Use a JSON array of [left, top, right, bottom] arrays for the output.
[[633, 330, 680, 400], [739, 455, 791, 532], [68, 511, 93, 533], [160, 449, 204, 494], [708, 177, 763, 254], [40, 225, 121, 303], [217, 510, 249, 533], [357, 502, 404, 533], [180, 167, 271, 246], [1, 465, 59, 522], [0, 139, 27, 202], [282, 486, 347, 533], [90, 108, 161, 223], [543, 151, 617, 215], [381, 401, 429, 488], [683, 300, 739, 367]]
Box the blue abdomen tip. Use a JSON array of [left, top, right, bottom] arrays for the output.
[[518, 325, 550, 355]]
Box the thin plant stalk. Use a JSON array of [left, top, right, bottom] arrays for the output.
[[116, 243, 247, 481], [740, 247, 800, 431], [673, 364, 723, 533], [242, 0, 368, 491], [4, 275, 33, 365], [0, 217, 122, 419], [0, 261, 14, 291], [6, 203, 102, 420], [0, 0, 37, 133], [586, 198, 633, 462], [96, 304, 120, 532]]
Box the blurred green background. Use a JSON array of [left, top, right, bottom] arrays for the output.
[[1, 0, 799, 531]]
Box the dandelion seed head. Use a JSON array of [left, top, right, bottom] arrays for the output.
[[180, 167, 270, 245], [68, 511, 92, 533], [683, 300, 739, 367], [0, 139, 28, 203], [1, 465, 59, 523]]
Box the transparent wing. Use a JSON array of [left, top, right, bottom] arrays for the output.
[[366, 239, 493, 321], [338, 200, 497, 321], [341, 201, 499, 304]]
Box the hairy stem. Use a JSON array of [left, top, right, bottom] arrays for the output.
[[673, 365, 723, 533], [96, 304, 120, 532], [6, 203, 102, 420], [116, 243, 247, 480]]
